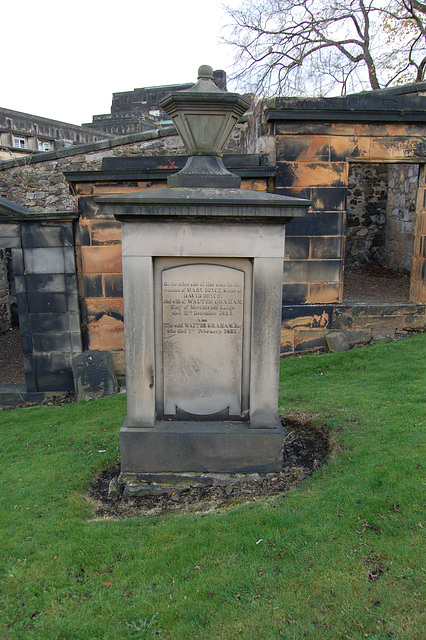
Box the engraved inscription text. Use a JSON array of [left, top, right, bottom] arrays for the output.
[[162, 263, 244, 416]]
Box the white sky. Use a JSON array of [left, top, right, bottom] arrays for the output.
[[2, 0, 240, 126]]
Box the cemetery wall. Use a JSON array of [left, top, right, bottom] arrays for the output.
[[1, 103, 425, 391], [0, 128, 185, 213], [241, 88, 426, 352]]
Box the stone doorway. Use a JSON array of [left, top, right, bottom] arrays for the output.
[[343, 162, 418, 302], [0, 246, 25, 385]]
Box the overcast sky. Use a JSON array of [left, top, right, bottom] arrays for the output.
[[2, 0, 240, 126]]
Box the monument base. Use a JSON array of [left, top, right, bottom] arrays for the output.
[[120, 419, 284, 474]]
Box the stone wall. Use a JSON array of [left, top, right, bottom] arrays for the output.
[[0, 129, 185, 213], [346, 163, 418, 273], [13, 216, 82, 392], [280, 302, 425, 353], [346, 163, 389, 267], [0, 126, 247, 214], [386, 164, 418, 274], [0, 248, 10, 333]]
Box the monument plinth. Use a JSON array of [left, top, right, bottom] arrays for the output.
[[97, 66, 310, 478]]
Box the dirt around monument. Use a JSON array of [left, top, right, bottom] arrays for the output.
[[87, 415, 330, 518]]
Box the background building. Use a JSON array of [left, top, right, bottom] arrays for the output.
[[83, 70, 227, 135], [0, 108, 112, 160]]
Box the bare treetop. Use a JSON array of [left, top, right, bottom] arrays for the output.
[[223, 0, 426, 96]]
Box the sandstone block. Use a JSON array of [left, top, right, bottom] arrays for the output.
[[326, 332, 350, 352]]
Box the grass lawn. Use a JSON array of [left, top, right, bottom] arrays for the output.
[[0, 334, 424, 640]]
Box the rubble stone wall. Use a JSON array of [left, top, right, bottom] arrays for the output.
[[346, 163, 389, 267], [0, 130, 185, 213], [386, 164, 418, 274], [346, 163, 418, 273]]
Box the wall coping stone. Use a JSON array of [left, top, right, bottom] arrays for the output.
[[0, 196, 78, 222], [267, 107, 426, 123], [0, 127, 178, 171], [64, 154, 275, 183], [267, 82, 426, 123]]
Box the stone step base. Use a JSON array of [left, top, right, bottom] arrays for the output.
[[0, 384, 45, 407], [120, 420, 283, 475]]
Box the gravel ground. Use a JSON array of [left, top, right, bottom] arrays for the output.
[[0, 328, 25, 384]]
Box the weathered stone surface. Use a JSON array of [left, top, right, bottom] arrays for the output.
[[326, 331, 350, 352], [346, 163, 418, 272], [72, 350, 118, 401], [120, 422, 284, 474], [0, 133, 185, 214], [161, 262, 245, 417], [370, 334, 394, 344], [0, 250, 11, 333], [120, 471, 265, 497]]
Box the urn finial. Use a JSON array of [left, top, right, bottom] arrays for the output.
[[159, 65, 250, 188]]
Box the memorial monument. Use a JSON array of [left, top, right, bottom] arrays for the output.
[[97, 66, 309, 487]]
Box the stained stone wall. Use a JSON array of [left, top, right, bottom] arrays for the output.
[[386, 164, 418, 274], [0, 249, 10, 333], [13, 216, 82, 392]]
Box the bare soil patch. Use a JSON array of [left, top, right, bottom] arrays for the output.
[[87, 415, 330, 518], [343, 265, 410, 302], [0, 328, 25, 384]]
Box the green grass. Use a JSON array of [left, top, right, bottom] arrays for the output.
[[0, 334, 425, 640]]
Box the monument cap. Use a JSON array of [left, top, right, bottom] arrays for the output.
[[198, 65, 214, 78]]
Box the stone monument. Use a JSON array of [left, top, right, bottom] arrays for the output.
[[97, 66, 310, 484]]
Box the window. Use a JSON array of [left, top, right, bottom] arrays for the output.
[[6, 118, 12, 128], [33, 124, 38, 133], [38, 140, 51, 152], [13, 136, 27, 149]]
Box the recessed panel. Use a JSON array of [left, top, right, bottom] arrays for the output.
[[162, 263, 244, 416]]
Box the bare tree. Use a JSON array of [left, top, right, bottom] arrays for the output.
[[382, 1, 426, 82], [223, 0, 426, 95]]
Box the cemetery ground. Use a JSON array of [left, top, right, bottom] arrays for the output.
[[0, 334, 424, 640]]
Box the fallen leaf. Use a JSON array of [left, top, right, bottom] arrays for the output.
[[102, 581, 113, 586], [368, 568, 383, 581]]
